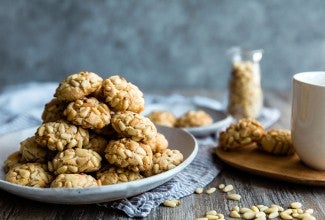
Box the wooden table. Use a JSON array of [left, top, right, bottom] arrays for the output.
[[1, 89, 324, 220]]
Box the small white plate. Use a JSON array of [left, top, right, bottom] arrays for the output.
[[143, 103, 233, 137], [0, 126, 198, 204]]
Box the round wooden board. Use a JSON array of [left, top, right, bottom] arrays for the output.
[[215, 146, 325, 186]]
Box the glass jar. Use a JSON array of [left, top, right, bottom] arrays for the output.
[[226, 47, 264, 119]]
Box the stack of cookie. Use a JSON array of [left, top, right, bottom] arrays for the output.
[[4, 72, 184, 188]]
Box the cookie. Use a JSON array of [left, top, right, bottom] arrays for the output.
[[35, 121, 89, 151], [259, 129, 294, 156], [83, 133, 108, 156], [111, 111, 157, 142], [176, 110, 213, 128], [148, 111, 177, 127], [146, 132, 169, 153], [3, 151, 23, 173], [64, 97, 111, 129], [6, 163, 53, 187], [105, 138, 153, 172], [54, 71, 103, 101], [20, 136, 49, 163], [143, 149, 184, 177], [102, 75, 144, 113], [96, 166, 143, 185], [48, 148, 102, 175], [218, 118, 265, 150], [51, 173, 100, 188], [41, 98, 68, 122]]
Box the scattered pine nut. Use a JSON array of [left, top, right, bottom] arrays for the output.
[[195, 187, 204, 194], [205, 214, 219, 219], [205, 210, 217, 216], [196, 218, 208, 220], [290, 202, 302, 209], [229, 210, 241, 218], [205, 187, 217, 194], [268, 211, 279, 219], [242, 211, 255, 219], [227, 193, 241, 201], [218, 183, 225, 189], [163, 199, 180, 208], [222, 184, 234, 192]]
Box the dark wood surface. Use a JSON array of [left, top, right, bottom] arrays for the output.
[[1, 89, 324, 220]]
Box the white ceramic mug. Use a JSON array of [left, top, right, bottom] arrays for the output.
[[292, 71, 325, 170]]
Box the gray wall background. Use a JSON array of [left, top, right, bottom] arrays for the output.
[[1, 0, 325, 90]]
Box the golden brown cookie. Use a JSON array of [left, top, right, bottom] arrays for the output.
[[96, 166, 143, 185], [3, 151, 23, 173], [175, 110, 213, 128], [64, 97, 111, 129], [35, 121, 89, 151], [6, 163, 53, 187], [48, 148, 102, 175], [259, 129, 294, 156], [145, 132, 169, 153], [83, 133, 108, 156], [20, 136, 48, 163], [148, 111, 177, 127], [50, 173, 100, 188], [54, 71, 103, 101], [218, 118, 265, 151], [111, 111, 157, 142], [105, 138, 153, 172], [102, 75, 144, 113], [41, 98, 68, 122], [143, 149, 184, 177]]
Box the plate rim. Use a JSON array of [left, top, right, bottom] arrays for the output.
[[0, 125, 198, 204]]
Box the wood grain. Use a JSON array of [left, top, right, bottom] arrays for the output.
[[1, 89, 325, 219], [216, 146, 325, 186]]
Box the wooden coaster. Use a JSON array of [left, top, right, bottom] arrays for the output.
[[215, 146, 325, 186]]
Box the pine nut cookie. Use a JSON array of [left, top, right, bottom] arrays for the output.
[[102, 75, 144, 113], [48, 148, 102, 175], [20, 136, 49, 163], [259, 129, 295, 155], [83, 133, 108, 156], [6, 163, 53, 188], [148, 111, 177, 127], [41, 98, 68, 122], [96, 166, 143, 185], [111, 111, 157, 142], [51, 173, 100, 188], [3, 151, 23, 173], [105, 138, 153, 172], [35, 121, 89, 151], [54, 71, 103, 101], [175, 110, 213, 128], [64, 97, 111, 129], [218, 118, 265, 150], [146, 132, 169, 153], [143, 149, 184, 177]]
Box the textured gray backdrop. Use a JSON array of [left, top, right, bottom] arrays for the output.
[[1, 0, 325, 90]]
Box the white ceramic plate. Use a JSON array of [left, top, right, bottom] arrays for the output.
[[143, 103, 233, 137], [0, 126, 198, 204]]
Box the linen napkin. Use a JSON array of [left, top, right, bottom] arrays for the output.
[[0, 82, 280, 217]]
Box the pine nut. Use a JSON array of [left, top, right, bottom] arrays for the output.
[[242, 211, 255, 219], [240, 207, 252, 213], [232, 206, 240, 212], [305, 208, 314, 214], [250, 205, 259, 212], [268, 211, 279, 219], [196, 218, 208, 220], [290, 202, 302, 209], [280, 212, 293, 220], [227, 193, 241, 201], [229, 210, 241, 218], [223, 184, 234, 192], [163, 199, 180, 208], [205, 187, 217, 194], [218, 183, 225, 189], [206, 215, 218, 220], [195, 187, 204, 194]]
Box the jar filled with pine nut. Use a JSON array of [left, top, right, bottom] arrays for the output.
[[226, 48, 264, 119]]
